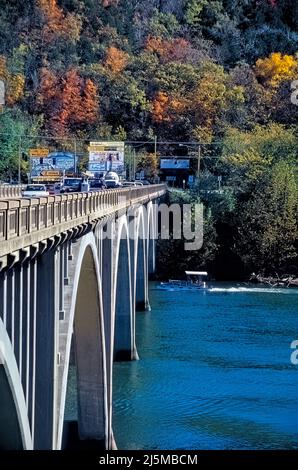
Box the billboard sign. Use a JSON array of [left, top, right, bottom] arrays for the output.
[[30, 152, 75, 177], [88, 141, 125, 174], [160, 158, 190, 170]]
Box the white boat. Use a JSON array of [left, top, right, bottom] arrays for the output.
[[160, 271, 208, 290]]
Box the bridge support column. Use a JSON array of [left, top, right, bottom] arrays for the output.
[[114, 239, 134, 361], [148, 202, 157, 279], [135, 239, 149, 312], [101, 226, 114, 449], [73, 245, 106, 447], [34, 250, 58, 450]]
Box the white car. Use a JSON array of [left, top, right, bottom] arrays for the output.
[[22, 184, 50, 197]]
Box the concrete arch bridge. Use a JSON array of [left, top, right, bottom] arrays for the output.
[[0, 184, 166, 449]]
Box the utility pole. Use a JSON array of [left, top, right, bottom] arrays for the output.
[[18, 136, 22, 184], [133, 148, 136, 180], [197, 144, 201, 186], [74, 139, 77, 175], [154, 135, 157, 159]]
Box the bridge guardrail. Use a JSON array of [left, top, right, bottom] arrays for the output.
[[0, 185, 23, 199], [0, 184, 166, 259]]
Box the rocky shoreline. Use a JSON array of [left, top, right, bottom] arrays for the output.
[[249, 274, 298, 288]]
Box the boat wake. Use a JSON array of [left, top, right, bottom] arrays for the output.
[[155, 285, 298, 294], [208, 286, 298, 294]]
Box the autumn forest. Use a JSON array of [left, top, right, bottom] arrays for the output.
[[0, 0, 297, 278]]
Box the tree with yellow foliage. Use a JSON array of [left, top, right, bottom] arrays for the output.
[[255, 52, 298, 87], [0, 55, 25, 106]]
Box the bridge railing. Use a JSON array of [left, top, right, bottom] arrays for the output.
[[0, 185, 23, 199], [0, 185, 166, 257]]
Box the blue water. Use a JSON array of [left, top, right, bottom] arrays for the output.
[[113, 283, 298, 450]]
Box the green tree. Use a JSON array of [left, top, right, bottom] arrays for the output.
[[0, 110, 42, 182], [220, 124, 298, 192], [235, 162, 298, 274]]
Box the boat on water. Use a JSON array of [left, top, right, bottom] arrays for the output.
[[160, 271, 209, 290]]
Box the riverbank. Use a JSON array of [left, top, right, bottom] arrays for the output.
[[250, 274, 298, 288]]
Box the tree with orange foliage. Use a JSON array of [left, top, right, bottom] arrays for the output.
[[37, 67, 98, 136], [102, 0, 119, 6], [152, 90, 187, 123], [145, 37, 195, 64], [37, 0, 82, 43], [152, 91, 170, 123], [80, 79, 98, 124], [104, 46, 129, 75], [36, 67, 58, 105]]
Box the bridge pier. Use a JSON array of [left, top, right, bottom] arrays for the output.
[[73, 246, 106, 446], [113, 231, 134, 362], [34, 249, 58, 449]]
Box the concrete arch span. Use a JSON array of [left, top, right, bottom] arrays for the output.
[[147, 201, 157, 278], [57, 233, 108, 449], [133, 205, 149, 313], [112, 215, 134, 362], [0, 319, 32, 449]]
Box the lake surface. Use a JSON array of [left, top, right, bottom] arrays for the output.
[[112, 283, 298, 450]]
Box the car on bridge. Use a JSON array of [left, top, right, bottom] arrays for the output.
[[90, 178, 107, 190], [46, 183, 62, 195], [60, 178, 82, 193], [22, 184, 50, 197], [104, 172, 122, 189], [122, 181, 138, 187]]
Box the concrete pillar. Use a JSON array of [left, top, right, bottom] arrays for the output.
[[14, 265, 23, 375], [148, 203, 157, 277], [0, 271, 7, 326], [113, 235, 133, 362], [135, 238, 149, 311], [74, 246, 106, 446], [59, 247, 65, 320], [28, 259, 37, 441], [101, 223, 115, 449], [34, 250, 58, 449], [6, 269, 15, 345], [21, 262, 30, 405], [101, 234, 113, 379]]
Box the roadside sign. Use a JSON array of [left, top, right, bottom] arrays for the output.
[[41, 170, 61, 177], [87, 145, 105, 152], [29, 148, 49, 157]]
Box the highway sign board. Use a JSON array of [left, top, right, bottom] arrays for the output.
[[29, 148, 50, 157]]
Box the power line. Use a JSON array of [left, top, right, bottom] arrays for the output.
[[0, 133, 224, 146]]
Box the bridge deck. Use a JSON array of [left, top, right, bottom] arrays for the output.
[[0, 185, 166, 269]]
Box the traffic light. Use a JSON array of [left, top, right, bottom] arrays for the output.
[[22, 152, 28, 162], [40, 158, 43, 164], [52, 157, 56, 166]]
